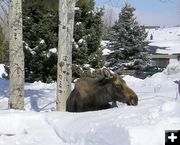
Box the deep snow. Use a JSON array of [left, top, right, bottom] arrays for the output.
[[0, 61, 180, 145]]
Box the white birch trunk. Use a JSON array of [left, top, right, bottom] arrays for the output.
[[57, 0, 68, 111], [57, 0, 76, 111], [8, 0, 24, 109], [66, 0, 76, 98]]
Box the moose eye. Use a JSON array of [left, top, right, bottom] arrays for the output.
[[116, 84, 123, 88]]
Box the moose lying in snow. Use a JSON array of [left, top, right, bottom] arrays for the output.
[[66, 68, 138, 112]]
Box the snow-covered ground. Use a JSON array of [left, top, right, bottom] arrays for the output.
[[0, 61, 180, 145]]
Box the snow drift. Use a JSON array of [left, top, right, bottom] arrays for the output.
[[0, 61, 180, 145]]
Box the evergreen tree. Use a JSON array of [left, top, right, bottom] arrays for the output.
[[108, 3, 148, 70], [20, 0, 104, 82], [72, 0, 104, 78], [0, 25, 8, 64], [22, 0, 58, 82]]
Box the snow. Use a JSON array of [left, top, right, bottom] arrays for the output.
[[149, 40, 180, 54], [0, 62, 180, 145], [83, 64, 90, 68], [49, 48, 57, 54], [101, 40, 113, 55], [147, 27, 180, 54], [101, 40, 110, 47], [76, 22, 82, 26], [47, 48, 57, 58], [102, 48, 113, 56], [24, 43, 36, 55], [0, 64, 7, 78], [147, 27, 180, 41], [83, 64, 95, 73], [78, 38, 86, 44], [164, 60, 180, 75], [39, 39, 45, 44]]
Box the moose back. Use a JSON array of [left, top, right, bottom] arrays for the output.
[[66, 68, 138, 112]]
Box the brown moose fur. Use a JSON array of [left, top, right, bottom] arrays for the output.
[[66, 68, 138, 112]]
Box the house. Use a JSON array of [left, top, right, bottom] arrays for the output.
[[150, 53, 180, 68], [145, 26, 160, 30], [148, 42, 180, 68], [147, 27, 180, 68]]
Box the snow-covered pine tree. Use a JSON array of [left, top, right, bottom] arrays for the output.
[[21, 0, 104, 83], [108, 3, 148, 70], [22, 0, 58, 83], [72, 0, 104, 78]]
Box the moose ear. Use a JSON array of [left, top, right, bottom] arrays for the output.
[[102, 68, 113, 79], [116, 66, 124, 75]]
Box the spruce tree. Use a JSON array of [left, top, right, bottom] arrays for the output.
[[22, 0, 58, 82], [108, 3, 148, 70], [72, 0, 104, 78], [20, 0, 104, 82]]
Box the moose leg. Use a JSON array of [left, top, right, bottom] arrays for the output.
[[112, 101, 118, 107], [99, 103, 112, 110]]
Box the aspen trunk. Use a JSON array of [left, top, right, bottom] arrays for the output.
[[66, 0, 76, 98], [57, 0, 68, 111], [57, 0, 76, 111], [8, 0, 24, 110]]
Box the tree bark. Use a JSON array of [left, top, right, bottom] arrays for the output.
[[57, 0, 76, 111], [9, 0, 24, 110], [56, 0, 68, 111], [66, 0, 76, 99]]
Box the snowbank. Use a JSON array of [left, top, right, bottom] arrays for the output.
[[0, 99, 180, 145], [0, 62, 180, 145], [163, 60, 180, 75]]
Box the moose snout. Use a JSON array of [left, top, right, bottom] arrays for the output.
[[124, 87, 138, 106], [129, 95, 138, 106]]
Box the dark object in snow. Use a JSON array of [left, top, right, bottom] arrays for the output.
[[134, 65, 164, 79], [66, 68, 138, 112], [174, 80, 180, 99], [174, 80, 180, 93], [150, 34, 153, 40]]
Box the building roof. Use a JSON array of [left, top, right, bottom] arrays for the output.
[[147, 27, 180, 55]]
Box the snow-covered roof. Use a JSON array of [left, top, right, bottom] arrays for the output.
[[147, 27, 180, 55], [149, 40, 180, 55]]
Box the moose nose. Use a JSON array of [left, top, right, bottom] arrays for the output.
[[130, 95, 138, 106]]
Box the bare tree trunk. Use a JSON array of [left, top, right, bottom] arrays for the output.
[[8, 0, 24, 110], [57, 0, 68, 111], [66, 0, 76, 98], [57, 0, 76, 111]]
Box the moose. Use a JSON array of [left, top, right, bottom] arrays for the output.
[[66, 68, 138, 112]]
